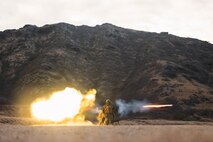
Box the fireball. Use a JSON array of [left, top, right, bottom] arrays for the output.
[[31, 87, 96, 122]]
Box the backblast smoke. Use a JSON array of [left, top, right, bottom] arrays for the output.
[[115, 99, 173, 117], [115, 99, 149, 117]]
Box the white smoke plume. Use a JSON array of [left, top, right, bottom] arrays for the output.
[[115, 99, 149, 117]]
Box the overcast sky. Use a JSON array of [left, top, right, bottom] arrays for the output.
[[0, 0, 212, 43]]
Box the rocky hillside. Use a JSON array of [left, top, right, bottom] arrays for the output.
[[0, 23, 213, 120]]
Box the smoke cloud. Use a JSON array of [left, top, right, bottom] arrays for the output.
[[115, 99, 149, 117]]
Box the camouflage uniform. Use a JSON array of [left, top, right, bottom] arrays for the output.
[[102, 99, 113, 125], [97, 110, 104, 125]]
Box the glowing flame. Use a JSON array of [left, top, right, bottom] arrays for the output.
[[143, 104, 173, 108], [31, 87, 96, 123]]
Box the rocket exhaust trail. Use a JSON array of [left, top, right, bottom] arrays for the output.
[[115, 99, 173, 116], [143, 104, 173, 108]]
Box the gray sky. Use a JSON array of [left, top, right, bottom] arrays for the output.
[[0, 0, 212, 43]]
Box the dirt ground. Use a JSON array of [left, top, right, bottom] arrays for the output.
[[0, 106, 213, 142], [0, 122, 213, 142]]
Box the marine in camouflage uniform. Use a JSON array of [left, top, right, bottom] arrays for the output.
[[97, 99, 113, 125], [102, 99, 113, 125], [98, 99, 119, 125]]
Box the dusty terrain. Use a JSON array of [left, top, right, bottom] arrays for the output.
[[0, 123, 213, 142], [0, 106, 213, 142]]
